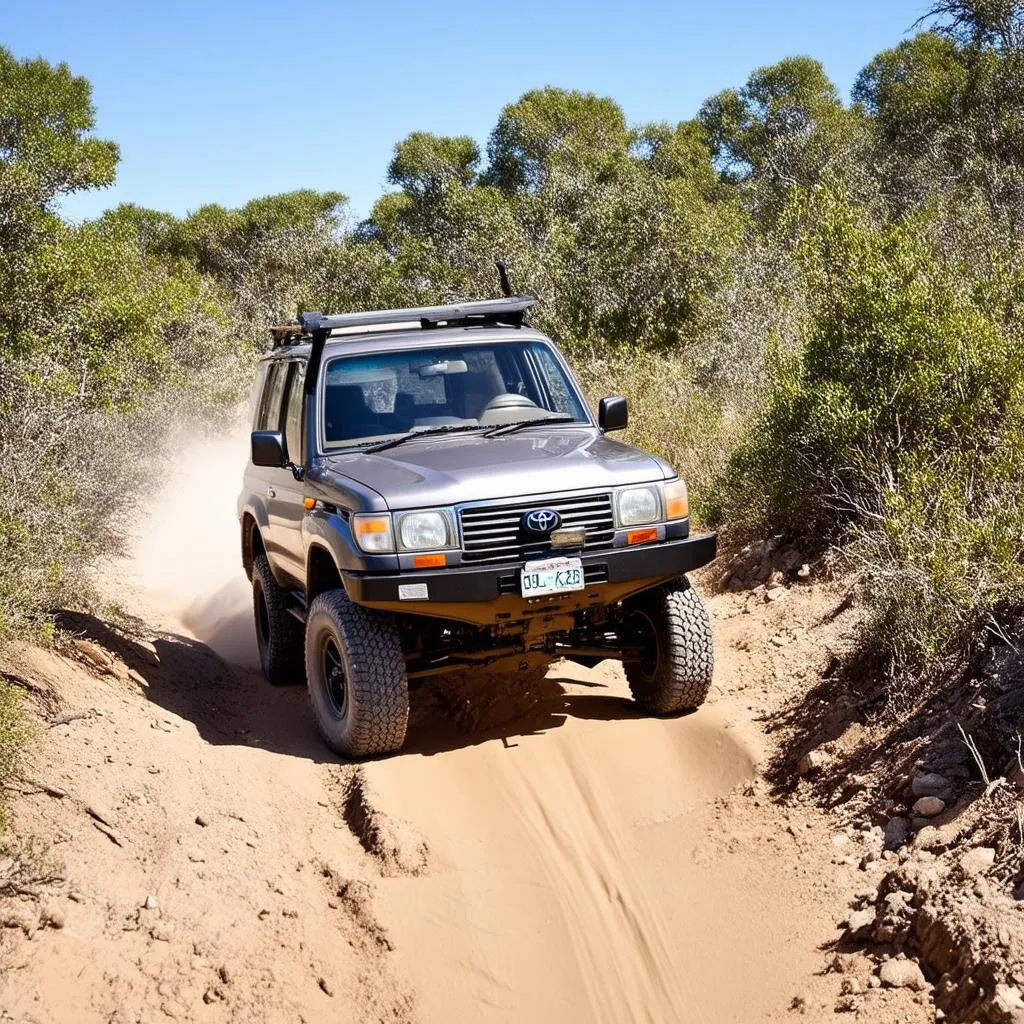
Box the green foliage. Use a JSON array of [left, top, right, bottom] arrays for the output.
[[576, 350, 748, 522], [716, 188, 1024, 671], [388, 132, 480, 195], [0, 46, 118, 216], [699, 57, 868, 217], [486, 87, 632, 194], [0, 679, 29, 828]]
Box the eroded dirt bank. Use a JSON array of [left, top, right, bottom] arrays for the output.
[[0, 437, 947, 1023]]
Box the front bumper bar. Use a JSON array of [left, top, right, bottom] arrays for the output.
[[342, 532, 717, 605]]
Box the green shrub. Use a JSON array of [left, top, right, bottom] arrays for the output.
[[574, 348, 749, 525], [716, 188, 1024, 671], [0, 679, 29, 828]]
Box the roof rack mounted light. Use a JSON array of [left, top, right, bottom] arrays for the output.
[[298, 296, 536, 335]]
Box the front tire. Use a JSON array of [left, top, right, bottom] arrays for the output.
[[623, 577, 714, 714], [253, 554, 304, 685], [305, 590, 409, 758]]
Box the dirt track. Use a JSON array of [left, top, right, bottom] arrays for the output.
[[0, 437, 937, 1023]]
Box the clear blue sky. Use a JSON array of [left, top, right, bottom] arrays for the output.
[[6, 0, 926, 223]]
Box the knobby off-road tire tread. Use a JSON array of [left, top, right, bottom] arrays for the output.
[[252, 554, 304, 686], [625, 577, 714, 714], [305, 589, 409, 758]]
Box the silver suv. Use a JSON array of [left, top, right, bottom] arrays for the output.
[[239, 293, 716, 757]]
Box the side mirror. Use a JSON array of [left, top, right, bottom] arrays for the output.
[[598, 396, 628, 432], [251, 430, 287, 468]]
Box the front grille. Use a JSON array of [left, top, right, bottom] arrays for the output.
[[460, 493, 615, 565]]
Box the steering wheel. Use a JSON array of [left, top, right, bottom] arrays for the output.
[[482, 393, 538, 412]]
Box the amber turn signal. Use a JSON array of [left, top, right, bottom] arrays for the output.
[[303, 497, 316, 510], [412, 553, 446, 568], [627, 528, 658, 545], [663, 479, 689, 520], [354, 517, 390, 535]]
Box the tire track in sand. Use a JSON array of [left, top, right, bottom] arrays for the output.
[[500, 735, 700, 1024]]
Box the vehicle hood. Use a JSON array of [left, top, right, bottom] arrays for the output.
[[318, 429, 671, 509]]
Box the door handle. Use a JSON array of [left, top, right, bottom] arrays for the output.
[[267, 487, 276, 498]]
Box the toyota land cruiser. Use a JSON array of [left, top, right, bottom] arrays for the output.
[[239, 291, 716, 757]]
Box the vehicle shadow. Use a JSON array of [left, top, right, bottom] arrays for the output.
[[54, 611, 647, 762]]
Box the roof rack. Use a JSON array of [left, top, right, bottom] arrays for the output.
[[301, 296, 535, 335], [270, 296, 536, 349]]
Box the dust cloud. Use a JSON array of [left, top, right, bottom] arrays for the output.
[[124, 423, 258, 668]]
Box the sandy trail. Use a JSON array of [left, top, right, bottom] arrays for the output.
[[0, 433, 928, 1023], [363, 667, 834, 1024]]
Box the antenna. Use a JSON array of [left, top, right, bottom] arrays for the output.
[[495, 259, 513, 298]]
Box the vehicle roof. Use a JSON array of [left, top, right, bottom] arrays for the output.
[[260, 323, 555, 362]]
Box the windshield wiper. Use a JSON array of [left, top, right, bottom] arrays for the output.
[[484, 415, 577, 438], [362, 423, 487, 454]]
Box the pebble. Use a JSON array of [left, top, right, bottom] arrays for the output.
[[959, 847, 996, 877], [318, 977, 334, 997], [143, 894, 159, 910], [74, 640, 111, 669], [151, 923, 176, 942], [195, 814, 209, 827], [884, 817, 912, 850], [993, 984, 1024, 1014], [912, 796, 946, 818], [879, 958, 927, 991], [797, 563, 811, 578], [766, 589, 788, 603], [798, 750, 828, 776], [846, 908, 876, 937], [135, 640, 161, 667], [912, 772, 951, 799], [42, 907, 65, 929]]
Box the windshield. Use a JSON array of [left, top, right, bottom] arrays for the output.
[[321, 340, 590, 447]]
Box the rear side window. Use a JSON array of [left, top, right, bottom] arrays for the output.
[[256, 362, 288, 431], [283, 362, 306, 463]]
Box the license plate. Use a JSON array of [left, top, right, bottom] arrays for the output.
[[520, 557, 585, 597]]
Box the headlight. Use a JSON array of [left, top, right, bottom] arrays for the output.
[[397, 511, 450, 550], [616, 486, 660, 526], [352, 513, 395, 553]]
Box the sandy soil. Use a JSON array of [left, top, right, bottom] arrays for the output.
[[0, 436, 938, 1023]]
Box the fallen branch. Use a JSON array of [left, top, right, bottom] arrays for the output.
[[958, 723, 1005, 798], [48, 710, 92, 727], [90, 820, 123, 847], [1, 671, 47, 695]]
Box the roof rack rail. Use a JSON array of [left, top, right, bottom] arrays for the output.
[[298, 296, 536, 336]]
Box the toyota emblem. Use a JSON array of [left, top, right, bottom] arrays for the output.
[[522, 509, 562, 534]]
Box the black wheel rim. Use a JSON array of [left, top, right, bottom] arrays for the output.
[[320, 634, 347, 717], [256, 587, 270, 653], [626, 610, 660, 680]]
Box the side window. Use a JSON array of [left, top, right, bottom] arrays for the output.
[[530, 345, 587, 419], [257, 363, 288, 432], [283, 362, 306, 464]]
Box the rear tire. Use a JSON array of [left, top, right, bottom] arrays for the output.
[[305, 589, 409, 758], [253, 554, 304, 685], [623, 577, 714, 714]]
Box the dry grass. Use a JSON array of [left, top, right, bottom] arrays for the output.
[[572, 348, 753, 526]]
